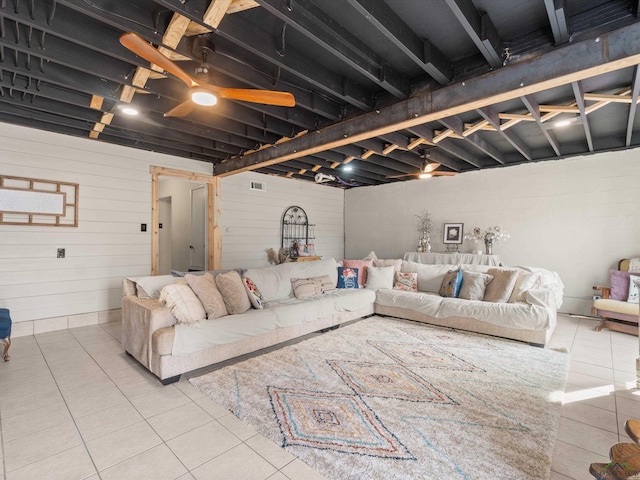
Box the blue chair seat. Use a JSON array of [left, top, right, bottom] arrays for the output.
[[0, 308, 12, 361]]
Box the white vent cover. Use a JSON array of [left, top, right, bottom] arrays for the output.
[[250, 180, 266, 192]]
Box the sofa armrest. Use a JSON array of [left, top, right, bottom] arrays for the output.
[[593, 285, 611, 299], [122, 295, 176, 370]]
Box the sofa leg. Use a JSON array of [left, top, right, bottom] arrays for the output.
[[160, 375, 181, 385], [2, 336, 10, 361]]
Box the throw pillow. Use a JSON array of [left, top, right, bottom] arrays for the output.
[[627, 275, 640, 304], [342, 259, 373, 287], [291, 278, 324, 299], [362, 251, 378, 261], [439, 269, 463, 297], [508, 272, 542, 303], [215, 270, 252, 314], [337, 267, 359, 289], [459, 271, 494, 301], [185, 273, 228, 319], [483, 268, 519, 303], [243, 277, 266, 309], [394, 272, 418, 292], [159, 284, 206, 324], [365, 266, 395, 290], [315, 274, 337, 293], [610, 270, 633, 301], [373, 258, 402, 272]]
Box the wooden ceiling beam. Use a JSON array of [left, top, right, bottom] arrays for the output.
[[440, 116, 505, 164], [213, 23, 640, 176], [521, 95, 561, 156], [186, 0, 259, 35], [584, 93, 636, 103]]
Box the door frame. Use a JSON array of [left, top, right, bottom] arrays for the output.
[[150, 166, 221, 275]]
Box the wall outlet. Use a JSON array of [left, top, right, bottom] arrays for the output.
[[141, 223, 147, 232], [57, 248, 65, 258]]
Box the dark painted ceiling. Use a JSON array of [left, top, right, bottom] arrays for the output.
[[1, 0, 640, 187]]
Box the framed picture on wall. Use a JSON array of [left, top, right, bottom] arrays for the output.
[[443, 223, 464, 244]]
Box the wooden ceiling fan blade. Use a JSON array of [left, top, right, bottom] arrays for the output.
[[386, 172, 418, 179], [164, 100, 196, 118], [119, 32, 197, 88], [431, 171, 458, 176], [215, 87, 295, 107]]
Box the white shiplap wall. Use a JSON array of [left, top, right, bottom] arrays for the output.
[[219, 171, 344, 269], [0, 124, 210, 330], [0, 123, 345, 333], [345, 148, 640, 315]]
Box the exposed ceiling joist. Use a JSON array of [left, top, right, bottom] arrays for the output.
[[571, 81, 594, 152], [343, 0, 451, 84], [544, 0, 570, 44], [521, 94, 561, 156], [477, 107, 532, 161], [627, 66, 640, 146], [444, 0, 503, 68], [214, 22, 640, 175]]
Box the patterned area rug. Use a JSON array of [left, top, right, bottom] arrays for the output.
[[190, 316, 569, 479]]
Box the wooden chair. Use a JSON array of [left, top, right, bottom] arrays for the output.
[[592, 259, 639, 335]]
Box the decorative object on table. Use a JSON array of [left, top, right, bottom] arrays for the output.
[[464, 226, 510, 254], [190, 316, 569, 480], [443, 223, 463, 253], [415, 209, 432, 253]]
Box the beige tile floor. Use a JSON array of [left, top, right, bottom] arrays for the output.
[[0, 314, 637, 480]]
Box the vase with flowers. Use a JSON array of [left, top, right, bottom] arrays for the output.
[[464, 226, 510, 254], [415, 209, 432, 253]]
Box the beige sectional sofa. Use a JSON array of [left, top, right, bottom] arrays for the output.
[[121, 258, 563, 384], [122, 259, 375, 384]]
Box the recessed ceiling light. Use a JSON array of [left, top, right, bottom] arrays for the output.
[[119, 106, 139, 115], [554, 119, 571, 127], [419, 173, 432, 179], [343, 165, 353, 172], [191, 89, 217, 106]]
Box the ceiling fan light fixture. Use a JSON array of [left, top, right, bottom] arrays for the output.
[[419, 173, 432, 179], [191, 89, 217, 106]]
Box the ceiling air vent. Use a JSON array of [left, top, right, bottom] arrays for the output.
[[250, 180, 266, 192]]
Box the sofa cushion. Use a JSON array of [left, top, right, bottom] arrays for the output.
[[508, 272, 542, 303], [366, 266, 395, 290], [343, 259, 373, 287], [593, 298, 639, 316], [483, 269, 519, 303], [244, 258, 338, 302], [159, 284, 206, 324], [373, 258, 402, 272], [394, 272, 418, 292], [459, 271, 493, 301], [243, 277, 266, 309], [216, 270, 252, 314], [337, 267, 359, 289], [610, 270, 633, 300], [439, 269, 463, 297], [400, 261, 453, 293], [185, 273, 228, 319], [628, 274, 640, 303]]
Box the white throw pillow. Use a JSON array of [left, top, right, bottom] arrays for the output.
[[159, 284, 206, 324], [627, 275, 640, 304], [365, 266, 395, 290], [508, 272, 541, 303]]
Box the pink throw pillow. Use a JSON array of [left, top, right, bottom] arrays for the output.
[[343, 259, 373, 288], [610, 270, 633, 300]]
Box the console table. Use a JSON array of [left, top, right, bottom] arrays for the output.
[[403, 252, 502, 266]]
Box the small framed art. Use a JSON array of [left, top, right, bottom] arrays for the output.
[[443, 223, 463, 244]]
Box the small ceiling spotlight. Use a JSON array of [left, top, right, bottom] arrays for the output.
[[554, 119, 571, 128], [119, 105, 139, 115], [343, 165, 353, 172]]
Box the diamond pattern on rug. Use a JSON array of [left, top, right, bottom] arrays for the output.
[[370, 341, 483, 372], [268, 386, 415, 460], [328, 360, 457, 404], [400, 327, 500, 350]]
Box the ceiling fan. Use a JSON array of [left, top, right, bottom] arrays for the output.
[[119, 32, 296, 117], [386, 150, 458, 179]]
